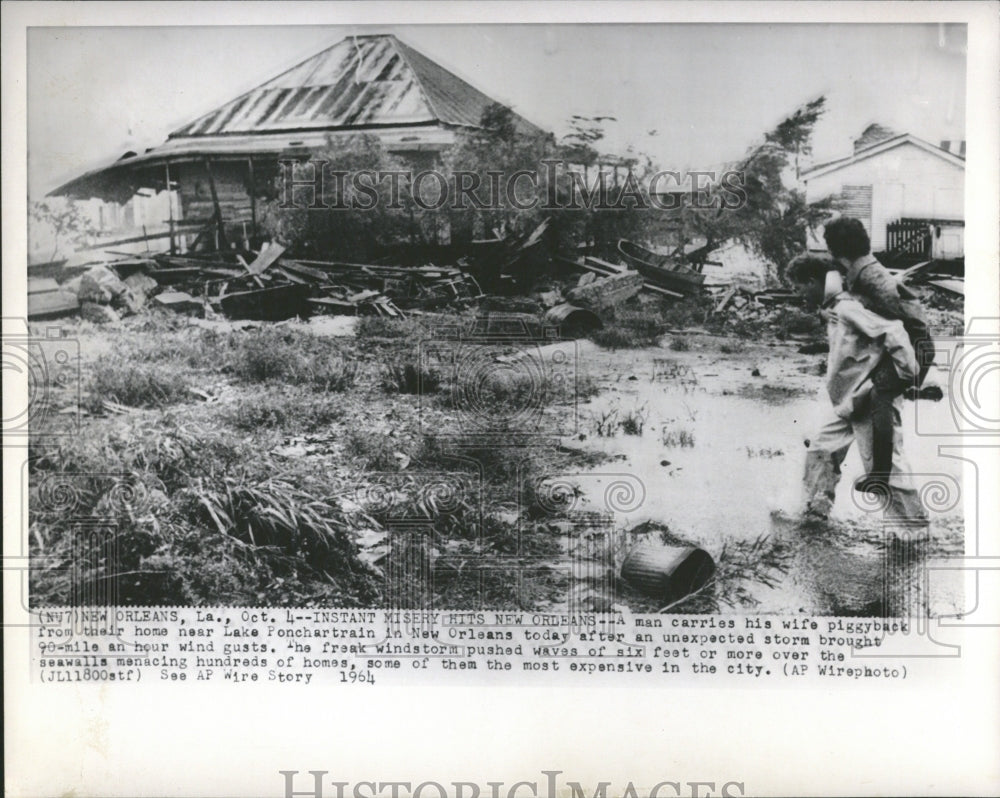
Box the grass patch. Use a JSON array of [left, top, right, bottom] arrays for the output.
[[87, 355, 191, 409], [590, 308, 667, 349], [737, 382, 811, 405], [345, 429, 414, 471], [669, 336, 691, 352], [355, 316, 427, 341], [226, 328, 358, 390], [380, 360, 442, 395], [619, 405, 648, 436], [33, 314, 621, 610], [224, 392, 342, 432], [574, 374, 602, 401], [662, 534, 793, 613], [661, 426, 695, 447], [591, 408, 620, 437], [28, 418, 379, 606]]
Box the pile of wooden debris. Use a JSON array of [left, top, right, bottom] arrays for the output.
[[27, 242, 491, 323]]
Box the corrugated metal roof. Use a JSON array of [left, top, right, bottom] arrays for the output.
[[50, 35, 548, 199], [170, 34, 544, 139]]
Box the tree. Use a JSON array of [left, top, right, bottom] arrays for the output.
[[29, 199, 98, 262], [677, 96, 837, 283], [260, 134, 411, 261], [445, 103, 556, 244]]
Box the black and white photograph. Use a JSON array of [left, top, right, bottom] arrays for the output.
[[23, 22, 969, 614], [4, 2, 999, 797]]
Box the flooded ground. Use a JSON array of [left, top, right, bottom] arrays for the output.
[[32, 315, 965, 617], [556, 336, 965, 616]]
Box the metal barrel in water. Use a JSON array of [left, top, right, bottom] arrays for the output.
[[620, 543, 716, 604]]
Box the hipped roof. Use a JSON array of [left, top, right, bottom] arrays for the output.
[[50, 34, 546, 200], [171, 35, 543, 137]]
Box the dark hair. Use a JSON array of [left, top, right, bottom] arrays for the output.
[[785, 253, 835, 285], [823, 217, 871, 260]]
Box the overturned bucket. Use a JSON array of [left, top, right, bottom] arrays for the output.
[[620, 543, 716, 605]]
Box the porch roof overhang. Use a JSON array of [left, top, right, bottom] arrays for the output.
[[49, 124, 457, 202]]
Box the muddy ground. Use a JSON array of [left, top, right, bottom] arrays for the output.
[[26, 304, 965, 617]]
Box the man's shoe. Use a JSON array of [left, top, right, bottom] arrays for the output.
[[853, 473, 891, 497]]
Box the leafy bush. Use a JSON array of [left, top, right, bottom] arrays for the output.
[[309, 357, 359, 392], [260, 134, 411, 262]]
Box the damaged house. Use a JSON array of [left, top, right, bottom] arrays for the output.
[[51, 33, 547, 250]]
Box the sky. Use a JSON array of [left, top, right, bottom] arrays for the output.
[[27, 23, 967, 199]]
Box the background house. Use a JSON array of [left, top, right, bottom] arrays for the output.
[[802, 124, 965, 262]]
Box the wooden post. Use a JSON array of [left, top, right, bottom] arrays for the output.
[[165, 161, 176, 254], [247, 158, 257, 240], [204, 158, 228, 251]]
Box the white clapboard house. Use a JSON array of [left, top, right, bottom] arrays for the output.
[[802, 124, 965, 263]]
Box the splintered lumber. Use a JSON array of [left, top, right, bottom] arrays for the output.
[[274, 267, 309, 285], [371, 299, 404, 317], [567, 270, 644, 311], [245, 242, 286, 275], [235, 255, 266, 289], [200, 267, 246, 279], [752, 289, 800, 305], [28, 290, 80, 319], [28, 278, 61, 294], [555, 255, 684, 299], [926, 278, 964, 297], [639, 281, 684, 299], [583, 256, 627, 274], [281, 260, 337, 283], [153, 291, 200, 310], [713, 286, 738, 313], [307, 294, 403, 317], [81, 229, 176, 250]]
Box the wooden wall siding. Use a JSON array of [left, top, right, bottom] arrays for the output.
[[176, 161, 254, 222], [840, 185, 873, 229]]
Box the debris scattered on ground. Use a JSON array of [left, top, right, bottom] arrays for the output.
[[26, 220, 962, 351], [924, 278, 964, 297], [566, 270, 644, 312], [28, 278, 80, 319], [544, 303, 603, 335]]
